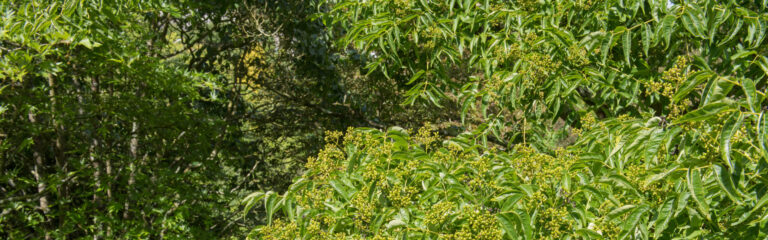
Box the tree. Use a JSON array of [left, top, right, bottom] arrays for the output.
[[0, 1, 248, 238], [246, 0, 768, 239]]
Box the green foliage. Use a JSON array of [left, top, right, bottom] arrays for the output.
[[318, 0, 768, 149], [2, 0, 768, 238], [0, 0, 254, 238], [247, 115, 768, 239], [246, 0, 768, 239]]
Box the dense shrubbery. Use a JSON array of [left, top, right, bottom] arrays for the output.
[[246, 118, 767, 239], [245, 0, 768, 239]]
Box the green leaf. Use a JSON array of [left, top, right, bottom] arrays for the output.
[[644, 165, 679, 187], [575, 229, 604, 239], [673, 70, 714, 103], [713, 164, 742, 204], [681, 11, 703, 38], [732, 191, 768, 226], [601, 33, 614, 65], [653, 198, 676, 238], [672, 102, 735, 125], [623, 29, 631, 65], [264, 191, 280, 224], [607, 205, 636, 220], [701, 76, 735, 105], [516, 210, 534, 240], [329, 179, 353, 201], [642, 23, 651, 57], [77, 38, 101, 49], [730, 50, 757, 61], [659, 14, 677, 47], [719, 20, 743, 46], [242, 191, 266, 215], [407, 69, 426, 85], [622, 205, 649, 231], [742, 78, 759, 113], [385, 219, 406, 229], [425, 86, 444, 108], [497, 213, 519, 239], [757, 56, 768, 76], [645, 128, 664, 162], [687, 168, 710, 220], [719, 112, 743, 169]]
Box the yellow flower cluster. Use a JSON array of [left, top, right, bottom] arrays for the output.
[[368, 141, 394, 158], [524, 32, 539, 47], [371, 235, 396, 240], [306, 219, 347, 240], [435, 144, 475, 167], [342, 127, 373, 148], [257, 217, 348, 240], [445, 206, 502, 240], [591, 217, 621, 239], [539, 207, 572, 239], [516, 0, 539, 11], [645, 56, 697, 119], [350, 186, 375, 230], [525, 190, 548, 210], [575, 0, 599, 9], [680, 113, 730, 162], [582, 112, 597, 129], [616, 113, 632, 121], [387, 183, 418, 208], [523, 52, 562, 84], [646, 56, 691, 98], [662, 56, 690, 86], [572, 127, 583, 136], [625, 164, 666, 204], [471, 155, 493, 176], [320, 214, 337, 228], [258, 219, 298, 240], [574, 112, 598, 136], [393, 0, 411, 8], [486, 73, 507, 101], [305, 145, 344, 181], [393, 0, 413, 15], [566, 44, 590, 66], [388, 152, 420, 179], [363, 161, 384, 182], [414, 123, 440, 151], [424, 201, 455, 226], [325, 130, 343, 146], [492, 43, 522, 66], [297, 186, 333, 209], [513, 146, 573, 188]]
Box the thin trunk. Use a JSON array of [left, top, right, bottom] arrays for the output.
[[28, 108, 50, 240], [89, 76, 103, 240], [105, 159, 112, 200], [47, 76, 64, 170], [125, 84, 144, 220], [47, 76, 68, 233], [124, 119, 139, 220], [27, 111, 48, 211]]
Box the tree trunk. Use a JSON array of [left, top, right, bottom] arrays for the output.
[[124, 118, 139, 220], [47, 76, 69, 233], [27, 105, 50, 240], [89, 76, 103, 240]]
